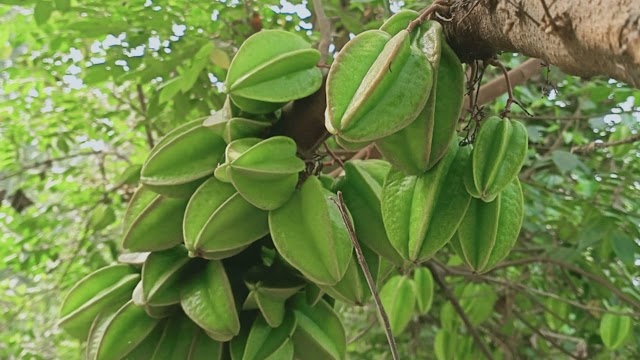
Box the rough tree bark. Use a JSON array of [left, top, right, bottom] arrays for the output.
[[288, 0, 640, 157], [443, 0, 640, 86]]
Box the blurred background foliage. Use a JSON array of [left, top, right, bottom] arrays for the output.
[[0, 0, 638, 359]]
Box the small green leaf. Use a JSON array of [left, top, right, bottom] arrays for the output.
[[610, 230, 636, 267], [55, 0, 71, 12], [551, 150, 580, 173], [159, 76, 185, 104], [210, 48, 231, 69], [114, 164, 142, 187], [34, 1, 54, 25], [89, 204, 116, 231]]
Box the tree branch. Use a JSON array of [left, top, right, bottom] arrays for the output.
[[0, 150, 130, 181], [484, 257, 640, 312], [465, 58, 545, 109], [571, 133, 640, 154], [311, 0, 332, 65], [136, 84, 155, 149], [444, 0, 640, 87]]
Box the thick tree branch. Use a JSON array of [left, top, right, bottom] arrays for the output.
[[444, 0, 640, 87]]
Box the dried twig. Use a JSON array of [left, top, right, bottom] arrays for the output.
[[333, 192, 399, 360], [323, 142, 345, 168], [328, 144, 374, 177], [571, 133, 640, 154]]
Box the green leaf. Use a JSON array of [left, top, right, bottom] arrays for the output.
[[159, 76, 185, 104], [55, 0, 71, 12], [88, 204, 116, 232], [610, 230, 636, 267], [34, 1, 54, 25], [551, 150, 581, 173], [114, 164, 142, 187], [210, 48, 231, 69]]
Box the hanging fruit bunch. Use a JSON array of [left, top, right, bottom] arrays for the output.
[[58, 9, 528, 359]]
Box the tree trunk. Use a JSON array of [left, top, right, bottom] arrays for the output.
[[443, 0, 640, 87]]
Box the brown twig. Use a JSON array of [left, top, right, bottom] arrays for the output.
[[323, 142, 345, 168], [426, 262, 494, 360], [311, 0, 332, 65], [467, 58, 545, 108], [488, 58, 529, 116], [328, 144, 374, 177], [136, 84, 155, 149], [0, 150, 130, 181], [347, 317, 377, 344], [333, 192, 399, 360], [571, 133, 640, 154]]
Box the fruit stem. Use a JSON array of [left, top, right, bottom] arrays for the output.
[[406, 1, 451, 33], [487, 58, 531, 118], [333, 191, 400, 360]]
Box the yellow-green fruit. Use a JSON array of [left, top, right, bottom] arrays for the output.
[[58, 264, 139, 339], [290, 295, 346, 360], [269, 176, 353, 286], [227, 136, 306, 210], [334, 159, 405, 266], [148, 312, 224, 360], [379, 10, 419, 39], [141, 246, 195, 306], [91, 300, 162, 360], [543, 297, 569, 331], [183, 177, 269, 257], [600, 311, 632, 350], [180, 260, 240, 342], [326, 29, 433, 142], [230, 312, 297, 360], [379, 275, 416, 335], [382, 138, 471, 263], [204, 106, 271, 143], [376, 21, 464, 174], [226, 30, 323, 114], [140, 119, 226, 198], [464, 116, 528, 202], [121, 185, 189, 252], [131, 281, 179, 319], [452, 178, 524, 273], [318, 244, 381, 306], [413, 267, 434, 315], [242, 264, 305, 328]]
